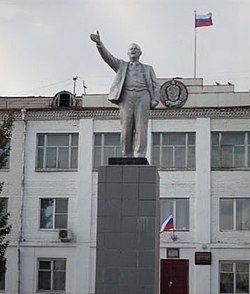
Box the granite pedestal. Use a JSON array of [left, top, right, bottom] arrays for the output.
[[96, 162, 159, 294]]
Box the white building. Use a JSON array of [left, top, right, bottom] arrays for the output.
[[0, 78, 250, 294]]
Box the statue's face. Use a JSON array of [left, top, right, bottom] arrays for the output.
[[127, 43, 142, 61]]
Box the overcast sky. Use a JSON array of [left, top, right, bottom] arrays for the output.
[[0, 0, 250, 96]]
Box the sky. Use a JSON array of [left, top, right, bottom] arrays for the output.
[[0, 0, 250, 96]]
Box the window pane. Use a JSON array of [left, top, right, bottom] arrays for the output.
[[94, 147, 101, 168], [103, 147, 115, 165], [55, 199, 68, 213], [236, 273, 249, 293], [45, 148, 57, 168], [162, 147, 173, 168], [220, 199, 233, 230], [71, 147, 78, 168], [53, 271, 66, 290], [94, 134, 102, 146], [37, 148, 44, 168], [47, 134, 69, 146], [58, 148, 69, 169], [152, 133, 160, 145], [71, 134, 78, 146], [176, 199, 189, 230], [211, 146, 219, 168], [0, 271, 5, 290], [54, 260, 66, 271], [39, 260, 51, 270], [221, 145, 233, 167], [187, 146, 195, 168], [104, 134, 120, 146], [40, 199, 53, 229], [163, 133, 185, 146], [220, 272, 234, 293], [175, 147, 185, 168], [160, 199, 173, 225], [236, 199, 250, 230], [221, 262, 233, 272], [212, 133, 219, 146], [38, 271, 51, 290], [236, 263, 249, 273], [188, 133, 195, 145], [55, 214, 68, 228], [234, 146, 245, 167], [37, 134, 44, 146], [152, 147, 160, 167], [221, 132, 245, 145]]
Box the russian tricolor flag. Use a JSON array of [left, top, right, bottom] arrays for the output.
[[195, 12, 213, 28], [160, 215, 174, 233]]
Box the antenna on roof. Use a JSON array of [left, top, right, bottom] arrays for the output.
[[73, 76, 78, 96], [82, 80, 87, 95]]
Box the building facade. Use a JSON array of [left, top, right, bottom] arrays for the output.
[[0, 80, 250, 294]]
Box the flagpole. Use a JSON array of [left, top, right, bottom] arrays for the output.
[[194, 10, 197, 78]]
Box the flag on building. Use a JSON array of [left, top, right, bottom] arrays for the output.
[[160, 215, 174, 232], [195, 12, 213, 28]]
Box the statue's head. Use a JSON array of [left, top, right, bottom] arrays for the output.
[[127, 43, 142, 61]]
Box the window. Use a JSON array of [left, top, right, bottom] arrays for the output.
[[0, 198, 8, 213], [220, 261, 249, 293], [160, 198, 189, 230], [38, 259, 66, 291], [36, 133, 78, 170], [0, 142, 10, 169], [0, 259, 6, 291], [220, 198, 250, 231], [93, 133, 121, 169], [152, 133, 195, 169], [212, 132, 250, 169], [40, 198, 68, 229]]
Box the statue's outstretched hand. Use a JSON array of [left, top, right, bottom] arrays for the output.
[[90, 30, 101, 44]]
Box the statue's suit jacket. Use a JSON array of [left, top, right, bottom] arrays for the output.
[[97, 43, 160, 105]]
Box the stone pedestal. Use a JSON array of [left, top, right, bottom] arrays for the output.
[[96, 163, 159, 294]]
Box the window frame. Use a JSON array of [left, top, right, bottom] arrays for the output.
[[93, 132, 121, 170], [0, 141, 10, 170], [212, 131, 250, 170], [220, 261, 250, 294], [152, 132, 196, 170], [39, 198, 69, 231], [36, 133, 78, 171], [220, 198, 250, 231], [160, 198, 190, 231], [37, 258, 66, 292]]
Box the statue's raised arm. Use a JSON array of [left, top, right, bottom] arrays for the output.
[[90, 31, 120, 72]]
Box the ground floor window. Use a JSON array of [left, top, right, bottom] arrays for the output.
[[220, 261, 249, 293], [0, 259, 5, 290], [38, 259, 66, 291]]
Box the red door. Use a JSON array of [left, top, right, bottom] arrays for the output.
[[161, 259, 189, 294]]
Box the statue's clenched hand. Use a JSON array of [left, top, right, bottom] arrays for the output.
[[90, 30, 101, 45]]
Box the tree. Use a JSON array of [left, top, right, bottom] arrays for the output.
[[0, 114, 13, 277]]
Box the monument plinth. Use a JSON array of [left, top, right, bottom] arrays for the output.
[[96, 162, 159, 294]]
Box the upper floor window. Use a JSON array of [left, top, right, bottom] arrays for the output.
[[160, 198, 189, 231], [220, 261, 249, 293], [36, 133, 78, 170], [93, 133, 121, 169], [152, 133, 195, 169], [38, 259, 66, 291], [212, 132, 250, 169], [220, 198, 250, 231], [40, 198, 68, 229]]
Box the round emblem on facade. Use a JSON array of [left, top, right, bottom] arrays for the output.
[[160, 79, 188, 108]]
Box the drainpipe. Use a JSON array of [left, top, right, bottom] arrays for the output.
[[17, 108, 27, 294]]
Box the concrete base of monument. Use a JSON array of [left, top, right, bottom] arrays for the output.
[[96, 163, 159, 294]]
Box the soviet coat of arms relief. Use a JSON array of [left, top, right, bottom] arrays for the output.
[[160, 79, 188, 108]]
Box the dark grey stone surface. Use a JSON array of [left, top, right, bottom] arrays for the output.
[[96, 165, 159, 294]]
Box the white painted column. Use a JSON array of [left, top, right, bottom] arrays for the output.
[[194, 118, 211, 294], [75, 118, 94, 293]]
